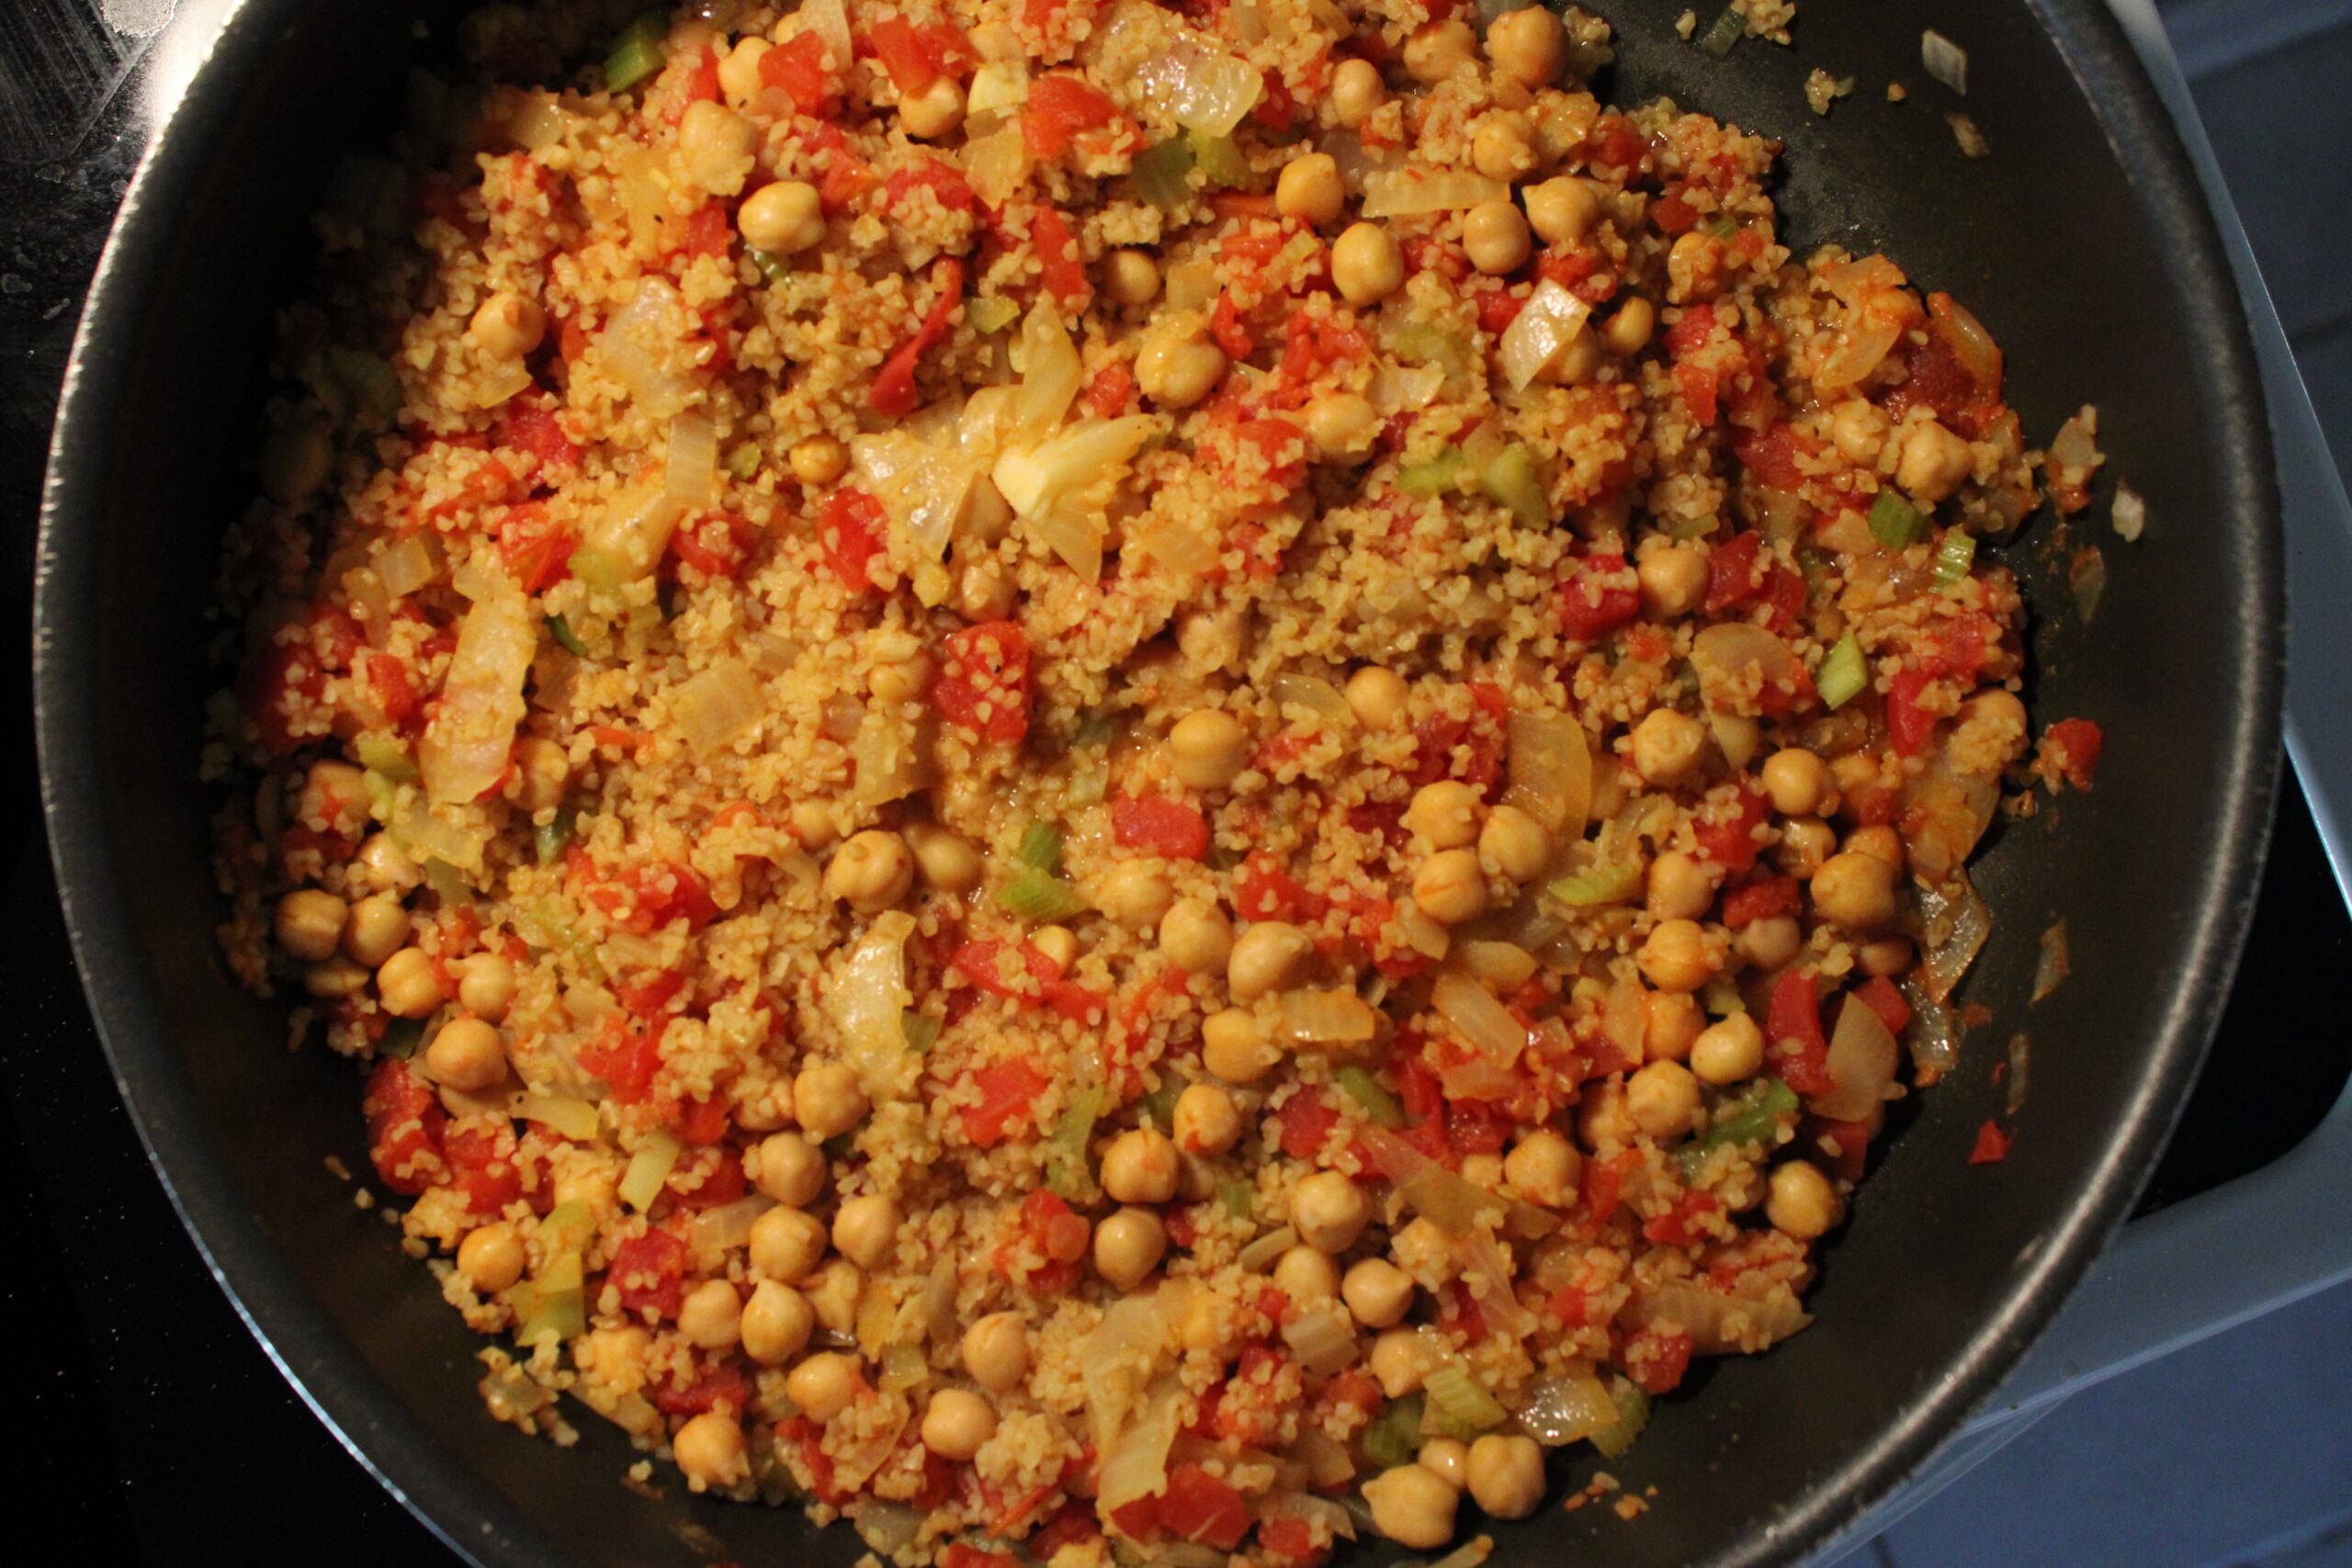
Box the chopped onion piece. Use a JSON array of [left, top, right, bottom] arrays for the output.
[[617, 1130, 681, 1212], [1438, 1056, 1521, 1101], [418, 564, 533, 806], [1812, 995, 1899, 1121], [833, 911, 919, 1102], [1363, 166, 1509, 217], [1453, 1227, 1535, 1340], [664, 412, 718, 509], [673, 658, 763, 755], [993, 415, 1157, 581], [854, 1505, 922, 1556], [1371, 357, 1447, 412], [1013, 299, 1082, 439], [1130, 35, 1263, 137], [2032, 920, 2070, 1004], [688, 1193, 775, 1258], [1921, 29, 1968, 95], [852, 705, 935, 807], [508, 92, 574, 151], [376, 533, 435, 598], [1259, 1489, 1355, 1538], [597, 276, 698, 418], [1500, 708, 1590, 834], [1238, 1224, 1300, 1272], [967, 61, 1029, 116], [1270, 671, 1353, 727], [1511, 1366, 1619, 1446], [1279, 987, 1379, 1045], [1496, 280, 1593, 390], [513, 1092, 601, 1142], [804, 0, 853, 72], [1359, 1126, 1500, 1235], [1433, 969, 1529, 1066], [1903, 978, 1961, 1079], [2113, 483, 2146, 541], [852, 429, 980, 560], [1917, 874, 1992, 1002], [1080, 1295, 1176, 1449], [1692, 622, 1798, 708], [963, 122, 1030, 209], [1282, 1303, 1361, 1373], [1127, 510, 1221, 578], [1601, 976, 1649, 1055], [1628, 1280, 1811, 1354]]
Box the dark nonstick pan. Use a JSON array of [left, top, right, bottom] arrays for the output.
[[33, 1, 2280, 1564]]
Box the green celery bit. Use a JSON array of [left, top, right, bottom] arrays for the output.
[[539, 1200, 597, 1256], [423, 856, 472, 907], [566, 542, 633, 594], [604, 11, 669, 92], [1391, 322, 1472, 379], [902, 1010, 943, 1054], [1218, 1179, 1254, 1220], [1185, 129, 1261, 191], [1137, 1072, 1191, 1135], [749, 248, 792, 285], [354, 734, 417, 783], [1697, 6, 1745, 57], [1589, 1380, 1651, 1460], [966, 295, 1020, 334], [1701, 974, 1747, 1018], [1868, 490, 1929, 549], [1817, 633, 1869, 710], [1045, 1085, 1107, 1203], [512, 1252, 586, 1348], [1336, 1066, 1406, 1129], [1397, 447, 1466, 497], [534, 810, 576, 867], [1015, 821, 1066, 874], [1478, 443, 1549, 529], [1363, 1393, 1425, 1470], [545, 613, 589, 657], [380, 1016, 425, 1060], [1549, 860, 1644, 908], [1423, 1363, 1509, 1433], [1133, 137, 1198, 209], [1932, 528, 1979, 587], [1676, 1076, 1800, 1179], [1702, 215, 1739, 240], [997, 867, 1086, 923], [723, 442, 763, 480]]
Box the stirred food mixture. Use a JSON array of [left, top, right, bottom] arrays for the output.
[[209, 0, 2102, 1561]]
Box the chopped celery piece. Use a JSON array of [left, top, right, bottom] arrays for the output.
[[1218, 1179, 1254, 1220], [723, 442, 763, 480], [1363, 1392, 1426, 1470], [1045, 1084, 1106, 1203], [1336, 1066, 1406, 1129], [1423, 1363, 1508, 1433], [1868, 490, 1929, 549], [1137, 1071, 1190, 1135], [1479, 443, 1549, 529], [423, 856, 472, 906], [380, 1016, 425, 1060], [1702, 215, 1739, 240], [1392, 322, 1473, 379], [1817, 633, 1869, 710], [1932, 528, 1978, 587], [534, 809, 576, 866], [512, 1251, 586, 1348], [749, 248, 792, 285], [354, 734, 418, 782], [1675, 1076, 1800, 1179], [966, 295, 1020, 334], [997, 867, 1086, 922], [901, 1010, 943, 1053], [1701, 973, 1747, 1018], [1549, 859, 1644, 908], [1589, 1379, 1652, 1459], [539, 1199, 596, 1256], [545, 613, 588, 656], [1186, 129, 1261, 191], [1397, 447, 1466, 497], [604, 11, 669, 92], [1133, 137, 1198, 209], [567, 543, 633, 594], [1015, 821, 1066, 874], [1697, 6, 1744, 56]]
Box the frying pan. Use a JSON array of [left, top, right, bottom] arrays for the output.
[[32, 1, 2281, 1564]]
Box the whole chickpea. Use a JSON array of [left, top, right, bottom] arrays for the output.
[[1605, 295, 1657, 357], [786, 1351, 860, 1421], [794, 1062, 869, 1139], [1402, 18, 1478, 85], [1480, 806, 1552, 884], [1363, 1462, 1460, 1551], [1135, 326, 1228, 410], [1763, 748, 1830, 817], [1370, 1325, 1434, 1396], [1463, 199, 1532, 276], [1630, 709, 1709, 788], [1503, 1128, 1581, 1207], [1626, 1059, 1703, 1139], [1577, 1078, 1638, 1151], [1467, 1434, 1547, 1519], [677, 99, 758, 197], [788, 435, 848, 488], [275, 889, 349, 964], [1637, 918, 1723, 993], [673, 1411, 749, 1491], [831, 1193, 901, 1270], [1647, 990, 1705, 1062], [1690, 1012, 1765, 1085], [1101, 1126, 1181, 1205], [469, 290, 547, 358], [1159, 898, 1234, 976], [1102, 249, 1160, 307], [825, 829, 914, 913], [1405, 781, 1485, 849], [1275, 152, 1347, 227], [1811, 851, 1901, 931], [904, 821, 984, 894], [1341, 1258, 1417, 1328], [1202, 1007, 1278, 1082], [426, 1016, 507, 1092], [679, 1279, 745, 1350], [1093, 1206, 1168, 1290], [741, 1280, 815, 1364], [1831, 399, 1890, 465], [1345, 666, 1411, 730], [1098, 861, 1176, 932], [1777, 817, 1838, 878], [1766, 1160, 1846, 1238], [1331, 58, 1387, 129], [1292, 1169, 1372, 1253], [1646, 849, 1719, 920], [1472, 114, 1537, 183], [1637, 542, 1710, 618], [457, 1223, 526, 1293], [1524, 175, 1601, 245], [1736, 915, 1804, 970], [1897, 419, 1974, 502], [1228, 920, 1314, 1001], [1487, 4, 1568, 88], [963, 1312, 1031, 1393], [1273, 1244, 1340, 1302], [1173, 1083, 1241, 1156], [750, 1205, 829, 1283], [455, 951, 516, 1022], [342, 894, 411, 968], [752, 1133, 828, 1207], [1169, 709, 1251, 791], [899, 74, 965, 140], [1332, 222, 1406, 307], [738, 180, 826, 254], [1413, 848, 1490, 925], [922, 1388, 999, 1461], [1305, 392, 1379, 465]]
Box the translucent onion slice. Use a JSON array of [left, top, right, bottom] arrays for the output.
[[688, 1193, 775, 1258], [597, 276, 698, 418], [1432, 968, 1528, 1066], [616, 1130, 681, 1212], [376, 532, 435, 598], [1281, 1302, 1361, 1373], [664, 412, 717, 509], [513, 1092, 601, 1142], [1013, 299, 1082, 439], [1362, 166, 1508, 217], [1496, 280, 1593, 390], [833, 911, 919, 1102], [1129, 35, 1263, 137], [1358, 1126, 1499, 1236], [672, 658, 763, 755], [417, 564, 533, 806], [1812, 994, 1899, 1122], [1511, 1365, 1619, 1446], [1917, 873, 1992, 1002], [1500, 708, 1590, 834], [1629, 1280, 1811, 1354]]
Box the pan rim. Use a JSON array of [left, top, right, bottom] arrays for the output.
[[29, 1, 2284, 1564]]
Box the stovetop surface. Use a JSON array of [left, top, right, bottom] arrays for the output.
[[3, 2, 2345, 1562]]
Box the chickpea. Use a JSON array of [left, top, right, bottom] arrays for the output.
[[786, 1352, 860, 1422], [1203, 1007, 1278, 1082], [1767, 1160, 1846, 1239], [825, 829, 914, 914], [1848, 824, 1905, 869], [1331, 57, 1387, 129], [1332, 222, 1406, 307], [899, 74, 965, 139], [1605, 295, 1657, 357], [752, 1133, 827, 1207], [868, 652, 933, 705], [1811, 851, 1900, 931], [903, 821, 983, 895], [354, 831, 422, 896], [1169, 709, 1250, 791], [957, 558, 1017, 621], [1897, 419, 1974, 502], [1414, 848, 1490, 926], [678, 99, 758, 197], [275, 889, 349, 964], [1627, 1059, 1704, 1140], [804, 1258, 865, 1335], [1488, 3, 1568, 87], [922, 1387, 999, 1461], [305, 957, 370, 998], [733, 1279, 813, 1366], [455, 951, 515, 1022], [1637, 542, 1710, 618], [339, 894, 409, 969], [1479, 805, 1552, 884], [1228, 920, 1313, 1001], [1305, 391, 1379, 465], [1637, 918, 1723, 993], [832, 1193, 901, 1270], [1159, 899, 1233, 976], [717, 36, 770, 103], [1094, 1206, 1169, 1290], [1630, 708, 1709, 788], [1778, 817, 1838, 878], [1418, 1436, 1470, 1490], [1857, 936, 1915, 977], [1577, 1078, 1637, 1152], [1275, 151, 1347, 226], [673, 1411, 749, 1491], [1173, 1083, 1241, 1156], [457, 1223, 526, 1292], [679, 1279, 744, 1350], [1524, 175, 1600, 245], [1646, 849, 1719, 921], [1102, 249, 1160, 307], [1472, 115, 1537, 184], [1503, 1128, 1581, 1207], [963, 1312, 1031, 1393], [738, 180, 826, 254], [1551, 331, 1604, 387], [795, 1063, 869, 1139], [1031, 925, 1079, 972], [789, 434, 848, 487], [1274, 1243, 1341, 1301], [1467, 1433, 1547, 1519], [1370, 1325, 1434, 1396], [1402, 781, 1480, 849], [1690, 1012, 1765, 1085], [1345, 666, 1410, 730], [1668, 231, 1726, 303], [1135, 328, 1228, 410], [514, 735, 571, 814], [1341, 1257, 1417, 1327], [1763, 748, 1829, 817], [1831, 399, 1890, 465], [1292, 1169, 1371, 1253], [1403, 18, 1477, 84], [1102, 1126, 1180, 1205], [1737, 915, 1804, 970], [469, 290, 546, 359], [1364, 1462, 1461, 1551], [1464, 199, 1532, 276], [426, 1015, 507, 1092], [1647, 989, 1706, 1061]]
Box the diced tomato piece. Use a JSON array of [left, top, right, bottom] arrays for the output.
[[1112, 797, 1210, 860], [1624, 1325, 1693, 1394], [608, 1227, 688, 1318], [1235, 851, 1325, 922], [965, 1058, 1051, 1146], [942, 1547, 1019, 1568], [1277, 1091, 1340, 1160], [579, 859, 718, 934], [1396, 1056, 1444, 1122], [1031, 209, 1090, 308], [366, 653, 420, 727], [933, 620, 1033, 743], [651, 1359, 749, 1418], [1444, 1097, 1510, 1156], [1767, 969, 1833, 1095], [1568, 1149, 1638, 1241], [616, 968, 686, 1020], [1855, 975, 1912, 1035], [1251, 65, 1300, 131], [1082, 361, 1135, 419], [1209, 291, 1254, 359], [883, 157, 977, 217], [1969, 1120, 2012, 1164], [680, 199, 730, 260], [668, 1145, 748, 1210], [442, 1124, 522, 1215], [490, 392, 580, 471], [670, 511, 755, 579], [1692, 785, 1770, 872], [1722, 875, 1800, 929], [1703, 531, 1763, 614], [1641, 1190, 1721, 1247], [1558, 552, 1641, 643], [867, 15, 941, 94], [758, 30, 837, 116], [1023, 74, 1122, 159], [362, 1058, 446, 1196], [1885, 668, 1937, 758], [1806, 1115, 1873, 1183], [1034, 1504, 1102, 1559], [579, 1021, 664, 1105], [871, 256, 967, 417], [1158, 1465, 1251, 1551], [1476, 286, 1523, 336], [1652, 192, 1698, 233], [2043, 717, 2104, 791], [1732, 423, 1814, 491], [818, 487, 888, 592], [494, 502, 575, 593], [676, 1094, 731, 1146]]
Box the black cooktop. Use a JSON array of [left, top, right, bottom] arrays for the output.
[[3, 5, 2345, 1562]]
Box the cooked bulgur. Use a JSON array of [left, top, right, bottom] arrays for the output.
[[208, 0, 2098, 1561]]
